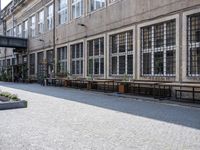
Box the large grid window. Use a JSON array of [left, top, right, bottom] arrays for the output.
[[71, 43, 83, 75], [141, 19, 176, 76], [30, 15, 36, 37], [89, 0, 105, 12], [38, 10, 44, 33], [58, 0, 68, 24], [30, 53, 35, 75], [187, 13, 200, 76], [72, 0, 83, 19], [110, 30, 133, 76], [47, 4, 54, 30], [57, 47, 67, 73], [88, 37, 104, 76]]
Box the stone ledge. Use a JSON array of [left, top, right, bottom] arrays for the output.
[[0, 100, 28, 110]]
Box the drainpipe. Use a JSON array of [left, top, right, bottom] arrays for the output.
[[53, 0, 56, 77]]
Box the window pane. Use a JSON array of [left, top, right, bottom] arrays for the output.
[[112, 57, 117, 74], [154, 23, 164, 48], [88, 59, 93, 75], [119, 32, 126, 53], [154, 52, 164, 74], [127, 55, 133, 74], [110, 35, 117, 53], [119, 56, 125, 74], [142, 27, 152, 49], [127, 31, 133, 51], [72, 46, 75, 58], [100, 58, 104, 74], [88, 41, 93, 56], [100, 38, 104, 55], [143, 53, 151, 75], [94, 39, 99, 56], [166, 20, 176, 46], [94, 58, 99, 74], [72, 61, 75, 74], [166, 50, 175, 75]]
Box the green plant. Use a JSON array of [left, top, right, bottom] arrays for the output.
[[0, 92, 11, 98], [123, 74, 128, 81], [0, 92, 19, 101], [9, 94, 19, 101]]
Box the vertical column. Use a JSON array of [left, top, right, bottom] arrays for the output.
[[67, 44, 71, 74], [176, 14, 181, 82], [104, 34, 107, 79], [84, 39, 88, 78], [35, 52, 38, 77], [106, 33, 109, 79]]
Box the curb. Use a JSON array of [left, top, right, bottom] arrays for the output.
[[0, 100, 28, 110]]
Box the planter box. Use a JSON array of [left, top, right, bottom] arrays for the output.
[[118, 84, 126, 94], [0, 100, 27, 110], [0, 96, 9, 102]]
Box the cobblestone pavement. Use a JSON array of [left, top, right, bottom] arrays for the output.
[[0, 82, 200, 150]]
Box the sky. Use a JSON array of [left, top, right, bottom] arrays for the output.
[[1, 0, 12, 10]]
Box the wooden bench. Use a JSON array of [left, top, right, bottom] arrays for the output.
[[175, 89, 200, 101], [159, 82, 200, 103]]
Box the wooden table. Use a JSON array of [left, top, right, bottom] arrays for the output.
[[116, 80, 159, 97], [86, 79, 115, 92], [63, 78, 87, 89], [44, 78, 57, 86]]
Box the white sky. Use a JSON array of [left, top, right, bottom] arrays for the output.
[[1, 0, 12, 9]]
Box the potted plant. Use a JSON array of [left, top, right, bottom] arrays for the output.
[[63, 71, 71, 87], [118, 74, 129, 94]]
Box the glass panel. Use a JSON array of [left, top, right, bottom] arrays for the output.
[[119, 56, 125, 74], [112, 57, 117, 74], [166, 50, 175, 75], [119, 32, 126, 53], [100, 58, 104, 74], [166, 20, 176, 46], [154, 23, 164, 48], [94, 58, 99, 74], [154, 52, 164, 74], [143, 53, 151, 75], [88, 59, 93, 75], [127, 55, 133, 74]]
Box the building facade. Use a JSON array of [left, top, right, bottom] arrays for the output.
[[0, 0, 200, 82]]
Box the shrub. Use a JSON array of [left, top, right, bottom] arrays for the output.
[[0, 92, 19, 101]]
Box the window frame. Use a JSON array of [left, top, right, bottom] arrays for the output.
[[70, 42, 84, 76], [58, 0, 68, 24], [108, 29, 134, 77], [187, 12, 200, 77], [38, 10, 45, 34], [140, 20, 176, 77], [87, 37, 104, 77], [47, 4, 54, 30], [57, 46, 68, 74], [89, 0, 106, 12], [72, 0, 84, 19]]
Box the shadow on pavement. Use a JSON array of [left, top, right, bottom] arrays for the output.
[[0, 82, 200, 130]]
